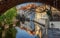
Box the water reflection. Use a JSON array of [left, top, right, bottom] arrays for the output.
[[15, 27, 36, 38]]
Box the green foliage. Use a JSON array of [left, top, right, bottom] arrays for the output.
[[0, 7, 17, 25], [0, 7, 17, 38], [46, 10, 52, 17], [0, 26, 2, 38], [5, 27, 17, 38]]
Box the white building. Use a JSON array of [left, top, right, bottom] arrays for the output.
[[49, 21, 60, 29]]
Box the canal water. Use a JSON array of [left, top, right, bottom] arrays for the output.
[[15, 27, 36, 38]]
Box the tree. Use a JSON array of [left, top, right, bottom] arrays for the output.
[[0, 7, 17, 38]]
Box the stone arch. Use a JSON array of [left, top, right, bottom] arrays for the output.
[[0, 0, 60, 15]]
